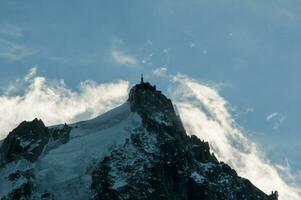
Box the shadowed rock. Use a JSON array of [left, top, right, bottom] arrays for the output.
[[0, 118, 50, 167], [91, 81, 277, 200]]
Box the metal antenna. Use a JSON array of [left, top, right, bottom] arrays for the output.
[[141, 73, 144, 83]]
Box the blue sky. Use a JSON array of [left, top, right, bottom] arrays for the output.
[[0, 0, 300, 181]]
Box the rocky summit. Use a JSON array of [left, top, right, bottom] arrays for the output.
[[0, 79, 278, 200]]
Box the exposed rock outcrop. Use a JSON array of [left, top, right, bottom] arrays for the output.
[[91, 81, 277, 200], [0, 118, 49, 167]]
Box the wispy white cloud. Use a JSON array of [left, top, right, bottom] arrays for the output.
[[163, 48, 170, 54], [0, 68, 129, 139], [2, 67, 38, 96], [233, 107, 254, 118], [25, 67, 37, 81], [152, 67, 167, 77], [275, 158, 301, 185], [170, 74, 301, 200], [153, 70, 233, 92], [267, 112, 286, 129], [0, 23, 38, 61], [111, 50, 138, 67], [267, 113, 279, 121], [189, 42, 196, 48], [141, 53, 154, 65], [0, 38, 39, 61], [0, 24, 23, 38], [110, 37, 138, 67]]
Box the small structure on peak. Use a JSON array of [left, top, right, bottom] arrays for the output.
[[128, 75, 165, 106], [135, 74, 157, 92], [270, 191, 279, 200], [140, 73, 144, 84]]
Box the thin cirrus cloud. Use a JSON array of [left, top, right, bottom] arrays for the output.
[[152, 67, 167, 77], [111, 49, 138, 67], [169, 74, 301, 200], [266, 112, 286, 130], [0, 38, 39, 61], [0, 24, 23, 38], [0, 67, 129, 139], [0, 23, 38, 61]]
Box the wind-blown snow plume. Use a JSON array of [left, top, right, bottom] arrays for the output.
[[0, 68, 129, 139], [170, 74, 301, 200], [1, 68, 300, 199]]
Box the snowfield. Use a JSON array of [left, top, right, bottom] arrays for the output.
[[0, 103, 142, 199]]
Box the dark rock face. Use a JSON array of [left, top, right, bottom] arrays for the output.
[[50, 123, 72, 144], [189, 135, 217, 163], [91, 82, 277, 200], [0, 119, 72, 169], [0, 120, 72, 200], [0, 118, 50, 167], [128, 82, 189, 148]]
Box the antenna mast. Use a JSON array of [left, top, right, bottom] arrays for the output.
[[140, 73, 144, 83]]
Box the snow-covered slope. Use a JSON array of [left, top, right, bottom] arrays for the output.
[[0, 103, 142, 199], [36, 102, 141, 200], [0, 81, 279, 200]]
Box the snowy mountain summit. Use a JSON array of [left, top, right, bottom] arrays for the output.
[[0, 79, 279, 200]]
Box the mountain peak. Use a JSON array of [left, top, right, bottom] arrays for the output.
[[0, 118, 49, 167], [127, 80, 186, 139], [0, 79, 279, 200], [128, 80, 175, 118]]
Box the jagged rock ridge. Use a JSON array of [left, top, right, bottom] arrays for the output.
[[0, 79, 278, 200]]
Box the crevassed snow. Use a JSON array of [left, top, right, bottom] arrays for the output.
[[0, 102, 142, 200]]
